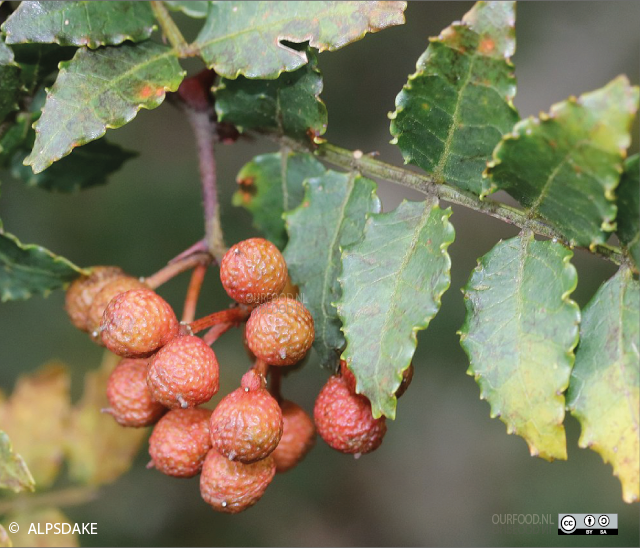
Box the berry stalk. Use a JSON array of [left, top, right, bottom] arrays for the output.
[[182, 263, 208, 323], [188, 305, 252, 335], [143, 252, 211, 290]]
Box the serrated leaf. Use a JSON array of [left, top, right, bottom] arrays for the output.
[[338, 199, 454, 419], [0, 229, 85, 301], [11, 44, 77, 94], [12, 137, 137, 192], [459, 233, 579, 460], [389, 1, 518, 194], [284, 171, 381, 369], [65, 353, 146, 486], [616, 154, 639, 269], [7, 508, 78, 547], [567, 268, 639, 503], [0, 363, 70, 488], [0, 431, 35, 493], [216, 48, 327, 139], [165, 1, 210, 18], [2, 1, 155, 48], [234, 151, 326, 249], [195, 1, 406, 79], [0, 37, 19, 124], [24, 41, 185, 173], [487, 76, 640, 247]]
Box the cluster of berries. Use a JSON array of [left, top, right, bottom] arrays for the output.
[[65, 237, 412, 513]]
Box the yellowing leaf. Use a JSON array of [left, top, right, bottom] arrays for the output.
[[7, 507, 78, 547], [0, 431, 35, 493], [0, 363, 70, 488], [65, 353, 146, 485]]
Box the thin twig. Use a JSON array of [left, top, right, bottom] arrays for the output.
[[182, 263, 207, 323], [188, 305, 252, 334], [143, 252, 212, 289], [183, 107, 227, 262], [150, 1, 196, 57], [271, 134, 628, 268]]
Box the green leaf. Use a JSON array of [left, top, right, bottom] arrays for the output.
[[0, 113, 32, 168], [337, 199, 454, 419], [234, 151, 326, 249], [616, 154, 639, 269], [2, 1, 155, 48], [165, 1, 210, 18], [216, 48, 327, 140], [284, 171, 381, 368], [24, 42, 185, 173], [0, 363, 70, 488], [459, 233, 579, 460], [0, 229, 85, 301], [195, 1, 406, 78], [0, 37, 20, 124], [0, 431, 35, 493], [11, 43, 77, 94], [486, 76, 640, 247], [12, 137, 137, 192], [389, 1, 518, 195], [567, 268, 639, 503], [65, 354, 146, 485]]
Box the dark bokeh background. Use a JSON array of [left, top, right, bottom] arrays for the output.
[[1, 2, 639, 546]]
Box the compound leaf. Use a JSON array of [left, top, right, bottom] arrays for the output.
[[65, 354, 146, 486], [0, 37, 19, 124], [216, 48, 327, 140], [195, 1, 406, 78], [165, 1, 210, 18], [0, 363, 70, 488], [616, 154, 639, 269], [390, 1, 518, 194], [460, 233, 579, 460], [2, 1, 155, 48], [337, 199, 454, 419], [25, 41, 185, 173], [234, 151, 326, 249], [0, 229, 85, 301], [487, 76, 639, 247], [284, 170, 381, 369], [567, 267, 640, 503], [0, 431, 35, 493], [12, 137, 137, 192]]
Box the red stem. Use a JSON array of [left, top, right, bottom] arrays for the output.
[[182, 263, 207, 323], [188, 305, 252, 334], [202, 322, 235, 345], [144, 252, 211, 289], [254, 359, 269, 378]]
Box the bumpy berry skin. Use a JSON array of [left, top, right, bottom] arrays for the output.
[[87, 276, 147, 341], [148, 408, 212, 477], [210, 370, 283, 463], [314, 376, 387, 455], [220, 238, 287, 304], [272, 400, 316, 473], [245, 297, 314, 366], [101, 288, 180, 358], [65, 266, 125, 331], [200, 449, 275, 514], [147, 335, 219, 409], [105, 358, 167, 427], [341, 360, 413, 399]]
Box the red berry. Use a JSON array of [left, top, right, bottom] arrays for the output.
[[210, 370, 283, 463], [148, 408, 212, 477], [105, 358, 167, 427], [314, 375, 387, 456], [200, 449, 275, 514], [65, 266, 125, 331], [245, 297, 314, 366], [220, 238, 288, 304], [101, 288, 180, 358], [147, 335, 219, 409], [87, 276, 148, 341], [272, 400, 315, 473]]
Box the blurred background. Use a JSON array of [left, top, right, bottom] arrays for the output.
[[1, 1, 639, 546]]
